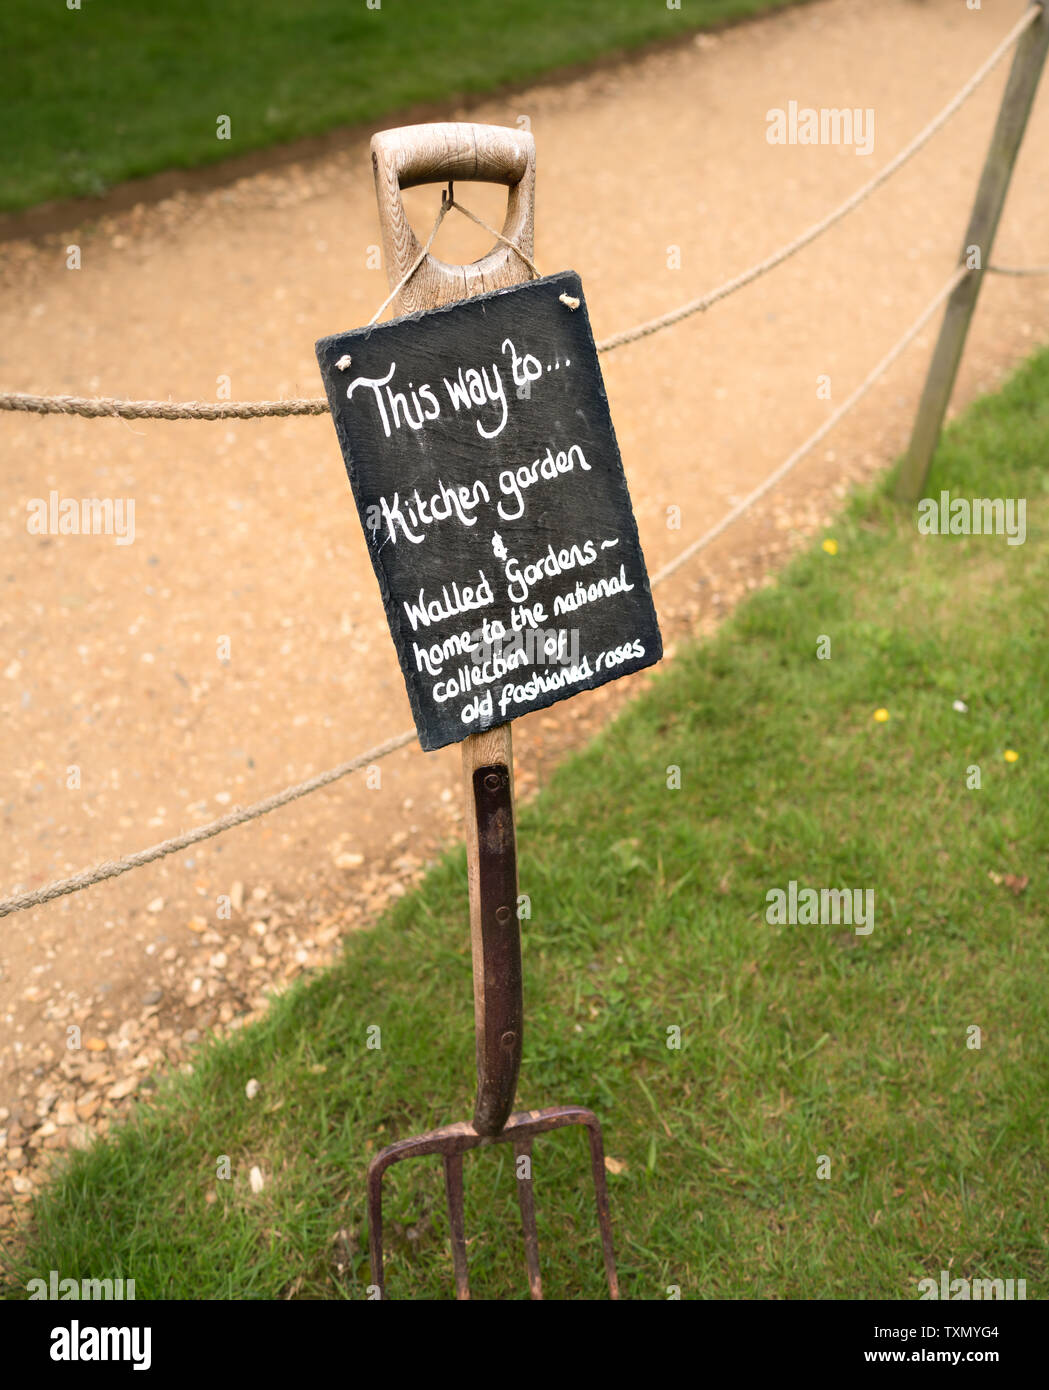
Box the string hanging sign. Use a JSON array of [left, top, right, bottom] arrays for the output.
[[316, 270, 662, 751]]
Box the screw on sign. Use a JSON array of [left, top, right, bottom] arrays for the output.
[[316, 123, 661, 1300]]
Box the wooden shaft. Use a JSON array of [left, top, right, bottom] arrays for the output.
[[371, 124, 535, 1130], [461, 733, 514, 1045], [895, 2, 1049, 501]]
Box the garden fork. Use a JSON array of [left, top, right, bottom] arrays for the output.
[[365, 125, 619, 1300]]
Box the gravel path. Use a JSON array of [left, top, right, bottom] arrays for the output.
[[1, 0, 1047, 1223]]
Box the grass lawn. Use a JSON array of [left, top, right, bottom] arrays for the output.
[[3, 346, 1047, 1300], [1, 0, 803, 214]]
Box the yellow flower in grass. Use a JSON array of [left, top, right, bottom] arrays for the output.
[[822, 539, 839, 555], [873, 708, 890, 723], [1004, 749, 1019, 763]]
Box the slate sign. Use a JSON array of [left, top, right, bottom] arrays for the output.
[[316, 270, 662, 752]]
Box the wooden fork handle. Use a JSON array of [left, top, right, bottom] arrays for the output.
[[370, 122, 536, 311], [372, 121, 533, 189]]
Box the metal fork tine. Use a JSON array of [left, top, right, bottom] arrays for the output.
[[513, 1136, 542, 1300], [366, 1109, 617, 1299], [583, 1115, 620, 1300], [366, 1160, 386, 1301], [443, 1152, 471, 1301]]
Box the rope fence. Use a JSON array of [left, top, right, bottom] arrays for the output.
[[0, 262, 976, 919], [0, 733, 418, 918], [0, 9, 1045, 917], [986, 262, 1049, 276], [0, 4, 1043, 423], [647, 263, 969, 588]]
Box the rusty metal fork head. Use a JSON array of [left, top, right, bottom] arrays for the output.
[[364, 754, 619, 1299], [366, 1105, 619, 1300]]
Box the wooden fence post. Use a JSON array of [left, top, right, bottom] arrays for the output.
[[894, 2, 1049, 502]]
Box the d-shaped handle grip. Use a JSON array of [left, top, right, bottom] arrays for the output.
[[370, 122, 536, 314], [373, 121, 533, 189]]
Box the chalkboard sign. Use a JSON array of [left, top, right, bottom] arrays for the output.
[[316, 271, 662, 752]]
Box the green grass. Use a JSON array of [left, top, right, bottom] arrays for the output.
[[0, 0, 802, 214], [4, 348, 1048, 1300]]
